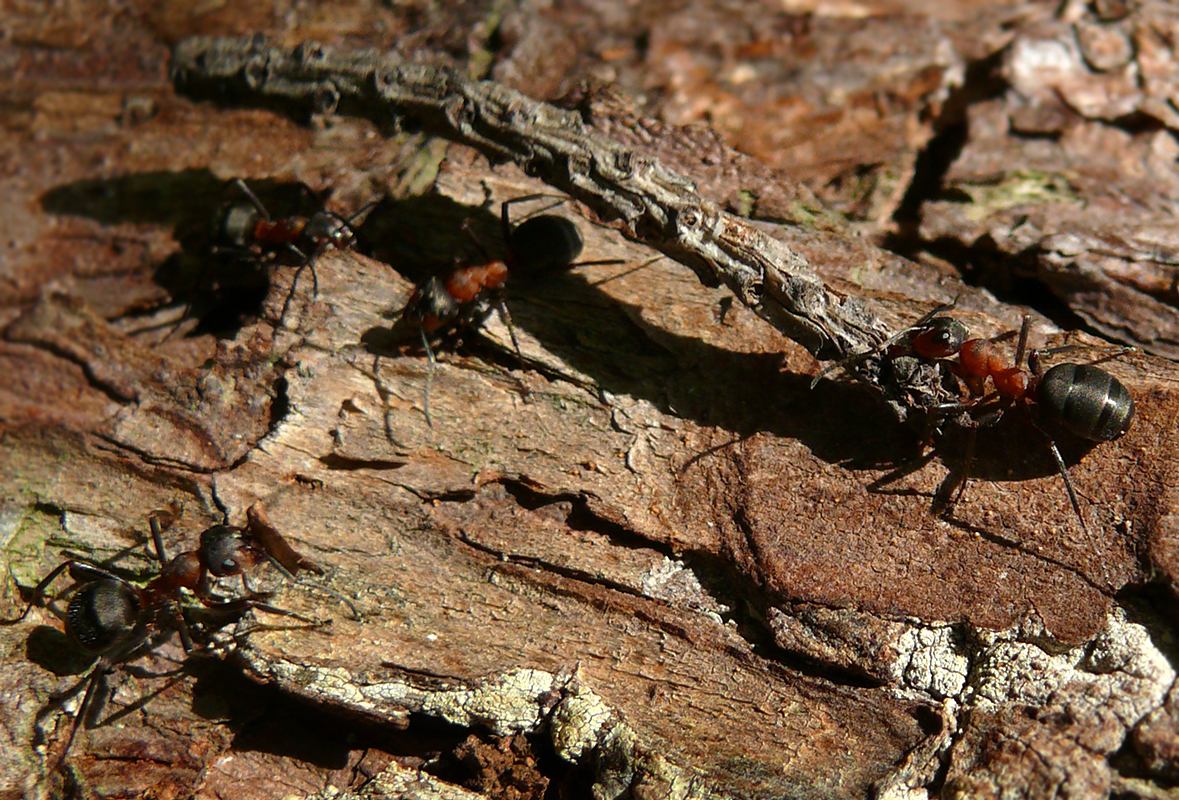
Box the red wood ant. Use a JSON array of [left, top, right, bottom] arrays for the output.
[[215, 178, 375, 313], [818, 304, 1135, 541], [916, 310, 1131, 536], [395, 194, 619, 425], [1, 503, 348, 765]]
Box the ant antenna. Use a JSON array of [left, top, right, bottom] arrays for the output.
[[420, 326, 437, 428], [232, 177, 272, 223]]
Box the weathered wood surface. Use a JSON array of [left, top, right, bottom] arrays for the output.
[[3, 3, 1179, 800]]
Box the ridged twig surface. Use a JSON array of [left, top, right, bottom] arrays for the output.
[[171, 35, 887, 362]]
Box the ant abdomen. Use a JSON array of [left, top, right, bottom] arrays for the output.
[[1037, 363, 1134, 442], [65, 581, 142, 654], [217, 203, 261, 249], [508, 215, 584, 275]]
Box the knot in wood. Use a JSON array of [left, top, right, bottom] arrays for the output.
[[444, 95, 478, 136], [294, 41, 329, 66], [675, 206, 703, 233], [313, 81, 340, 114], [612, 150, 635, 179], [243, 53, 270, 91]]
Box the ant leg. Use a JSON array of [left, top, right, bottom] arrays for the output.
[[460, 218, 495, 263], [933, 403, 1005, 518], [229, 564, 359, 621], [173, 610, 196, 653], [278, 249, 321, 331], [210, 244, 252, 258], [493, 298, 525, 370], [500, 193, 568, 240], [932, 422, 977, 518], [1026, 414, 1096, 548], [1, 560, 77, 624], [489, 297, 532, 403], [245, 503, 360, 619], [147, 510, 178, 565], [1027, 345, 1135, 376], [48, 664, 110, 767], [232, 603, 326, 630], [1012, 314, 1032, 370], [345, 198, 381, 229], [587, 255, 662, 286], [232, 178, 272, 223], [420, 326, 436, 428], [283, 244, 320, 295]]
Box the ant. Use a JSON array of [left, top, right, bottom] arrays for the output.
[[819, 303, 1135, 542], [395, 194, 619, 426], [214, 178, 375, 317], [1, 503, 349, 766]]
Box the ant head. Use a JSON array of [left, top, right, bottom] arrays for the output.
[[911, 317, 968, 359], [199, 526, 261, 578], [508, 216, 584, 276], [303, 212, 356, 251], [66, 580, 143, 654]]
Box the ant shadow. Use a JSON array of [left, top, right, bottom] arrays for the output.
[[868, 403, 1100, 497], [39, 168, 340, 337], [26, 625, 96, 677], [360, 192, 1097, 487], [36, 170, 1097, 488]]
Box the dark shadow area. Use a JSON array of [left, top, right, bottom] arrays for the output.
[[357, 193, 916, 467], [25, 624, 96, 677], [886, 230, 1089, 334], [358, 191, 495, 285], [362, 191, 1102, 490], [39, 168, 349, 338], [891, 49, 1008, 230], [498, 480, 673, 555], [187, 655, 585, 795], [685, 551, 889, 688], [880, 48, 1102, 330], [428, 730, 587, 800]]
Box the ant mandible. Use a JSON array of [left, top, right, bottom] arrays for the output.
[[862, 305, 1135, 541], [396, 194, 615, 426], [2, 503, 340, 765]]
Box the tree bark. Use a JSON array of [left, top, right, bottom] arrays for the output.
[[3, 3, 1179, 800]]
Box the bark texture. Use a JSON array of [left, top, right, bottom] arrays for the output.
[[3, 2, 1179, 800]]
